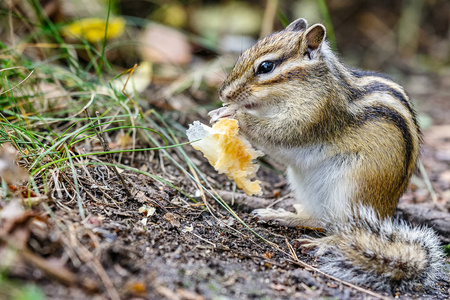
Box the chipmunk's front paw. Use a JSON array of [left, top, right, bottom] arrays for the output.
[[253, 208, 303, 227], [208, 105, 237, 124]]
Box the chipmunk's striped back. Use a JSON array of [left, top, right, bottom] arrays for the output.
[[324, 56, 421, 217]]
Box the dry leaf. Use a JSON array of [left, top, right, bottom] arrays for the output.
[[164, 213, 180, 227], [0, 200, 29, 234], [0, 144, 28, 184], [124, 281, 147, 297], [139, 24, 191, 65], [135, 191, 151, 203], [138, 205, 156, 217], [182, 224, 193, 233]]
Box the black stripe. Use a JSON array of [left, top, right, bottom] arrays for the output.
[[258, 66, 308, 85], [360, 82, 417, 127], [355, 105, 414, 182]]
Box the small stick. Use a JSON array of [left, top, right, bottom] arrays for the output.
[[192, 232, 216, 248], [120, 64, 139, 163], [418, 159, 437, 202]]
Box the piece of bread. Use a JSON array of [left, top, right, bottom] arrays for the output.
[[186, 119, 263, 196]]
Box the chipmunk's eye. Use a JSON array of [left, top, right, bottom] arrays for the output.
[[256, 61, 275, 75]]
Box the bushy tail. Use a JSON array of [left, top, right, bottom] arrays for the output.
[[303, 206, 444, 293]]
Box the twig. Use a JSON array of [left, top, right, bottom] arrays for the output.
[[150, 197, 170, 214], [121, 64, 140, 163], [84, 109, 133, 201], [0, 67, 34, 95], [418, 159, 437, 203], [285, 237, 299, 262], [192, 232, 216, 248], [214, 244, 287, 268], [72, 92, 96, 118], [267, 194, 293, 209], [218, 190, 272, 209]]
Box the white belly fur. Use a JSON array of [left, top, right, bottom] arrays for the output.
[[269, 145, 354, 222]]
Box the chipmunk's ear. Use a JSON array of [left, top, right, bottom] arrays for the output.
[[302, 24, 326, 60], [286, 18, 308, 32]]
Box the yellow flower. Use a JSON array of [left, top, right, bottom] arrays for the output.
[[62, 17, 125, 43]]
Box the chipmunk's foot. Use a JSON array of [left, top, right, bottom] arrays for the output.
[[253, 204, 320, 227]]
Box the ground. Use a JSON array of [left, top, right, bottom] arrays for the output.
[[1, 71, 449, 300]]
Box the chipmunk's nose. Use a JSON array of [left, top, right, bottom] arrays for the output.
[[219, 82, 240, 103], [222, 88, 236, 102], [218, 89, 231, 103]]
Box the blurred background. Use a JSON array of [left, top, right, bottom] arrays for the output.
[[2, 0, 449, 78]]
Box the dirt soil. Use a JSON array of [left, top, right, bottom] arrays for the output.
[[2, 74, 450, 300]]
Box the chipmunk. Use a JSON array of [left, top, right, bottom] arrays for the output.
[[209, 18, 444, 293]]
